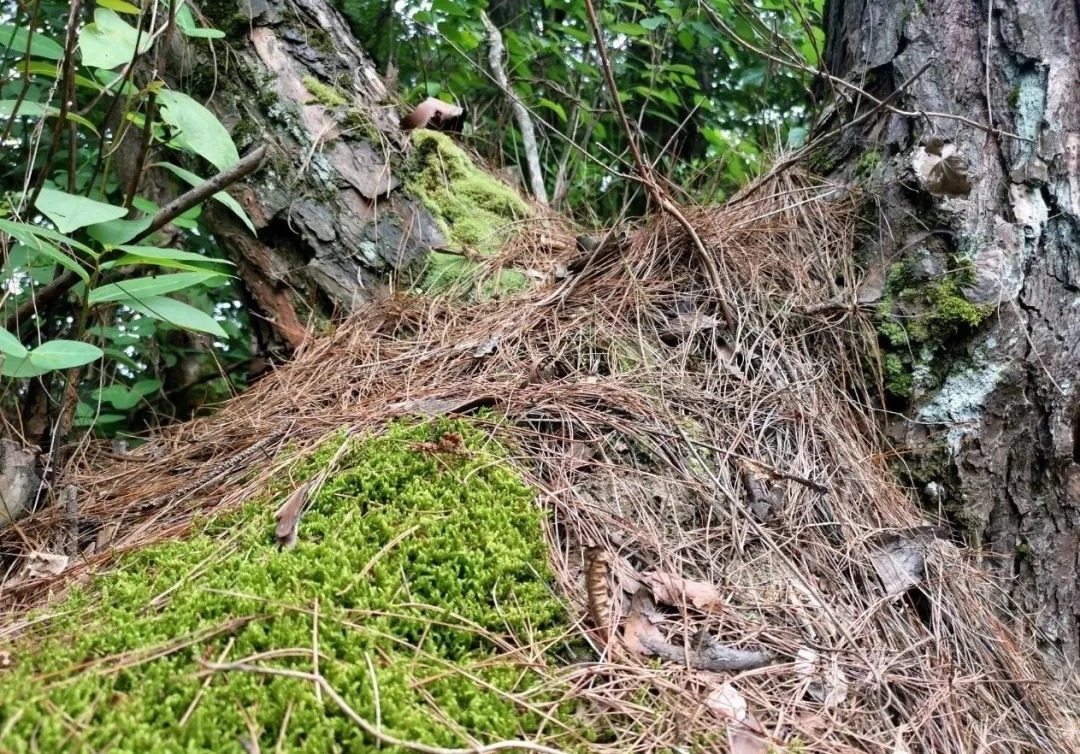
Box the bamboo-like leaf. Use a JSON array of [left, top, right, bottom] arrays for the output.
[[88, 272, 224, 305], [125, 295, 228, 337], [35, 189, 126, 234], [157, 91, 240, 172]]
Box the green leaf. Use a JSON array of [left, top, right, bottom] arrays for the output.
[[33, 240, 91, 283], [0, 328, 28, 359], [1, 340, 104, 378], [175, 5, 227, 38], [537, 99, 567, 124], [96, 0, 143, 14], [640, 16, 666, 30], [431, 0, 470, 17], [132, 378, 163, 396], [86, 216, 153, 245], [0, 99, 101, 133], [104, 244, 233, 273], [114, 244, 231, 265], [153, 162, 257, 234], [78, 8, 152, 69], [35, 188, 127, 233], [25, 62, 102, 90], [92, 384, 142, 409], [89, 272, 224, 305], [0, 23, 64, 60], [610, 22, 647, 36], [126, 295, 228, 337], [156, 91, 240, 172], [0, 218, 97, 256]]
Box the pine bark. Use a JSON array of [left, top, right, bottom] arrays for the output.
[[151, 0, 443, 353], [822, 0, 1080, 662]]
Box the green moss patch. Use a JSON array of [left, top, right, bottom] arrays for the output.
[[0, 421, 567, 753], [404, 131, 531, 296], [874, 257, 993, 399]]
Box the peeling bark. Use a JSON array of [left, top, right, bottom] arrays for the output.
[[147, 0, 444, 352], [823, 0, 1080, 663]]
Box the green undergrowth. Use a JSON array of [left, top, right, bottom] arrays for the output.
[[0, 420, 571, 753], [403, 130, 531, 297]]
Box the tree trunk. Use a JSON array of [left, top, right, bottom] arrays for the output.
[[153, 0, 444, 353], [822, 0, 1080, 663]]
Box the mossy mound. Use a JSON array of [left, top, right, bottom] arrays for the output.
[[404, 130, 530, 295], [0, 421, 567, 753]]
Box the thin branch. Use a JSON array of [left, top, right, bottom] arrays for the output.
[[135, 144, 268, 241], [124, 91, 157, 211], [580, 0, 734, 324], [5, 145, 268, 334], [26, 0, 84, 209], [480, 12, 547, 205]]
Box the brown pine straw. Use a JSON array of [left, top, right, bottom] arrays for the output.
[[2, 170, 1078, 752]]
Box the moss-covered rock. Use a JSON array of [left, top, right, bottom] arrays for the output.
[[0, 421, 566, 753]]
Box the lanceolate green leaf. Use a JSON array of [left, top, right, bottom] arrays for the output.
[[0, 218, 97, 256], [32, 241, 91, 283], [175, 5, 227, 38], [0, 340, 104, 378], [86, 216, 153, 246], [126, 296, 228, 337], [0, 101, 100, 133], [102, 245, 235, 273], [156, 91, 240, 172], [35, 189, 127, 234], [88, 272, 224, 305], [113, 245, 233, 266], [0, 328, 28, 359], [152, 162, 256, 234], [0, 23, 64, 60]]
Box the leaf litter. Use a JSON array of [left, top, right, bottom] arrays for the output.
[[1, 171, 1077, 753]]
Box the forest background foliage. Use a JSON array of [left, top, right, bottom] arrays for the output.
[[0, 0, 821, 439]]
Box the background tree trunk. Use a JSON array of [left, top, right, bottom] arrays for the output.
[[148, 0, 443, 354], [822, 0, 1080, 663]]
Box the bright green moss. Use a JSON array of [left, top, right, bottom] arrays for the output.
[[403, 131, 531, 296], [302, 75, 348, 107], [856, 149, 882, 178], [0, 421, 567, 753]]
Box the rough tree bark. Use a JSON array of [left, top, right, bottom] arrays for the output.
[[821, 0, 1080, 663], [148, 0, 444, 353]]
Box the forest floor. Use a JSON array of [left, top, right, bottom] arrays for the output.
[[1, 172, 1076, 753]]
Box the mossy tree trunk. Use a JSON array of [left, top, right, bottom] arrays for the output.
[[139, 0, 443, 354], [821, 0, 1080, 662]]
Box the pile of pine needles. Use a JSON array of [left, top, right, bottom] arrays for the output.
[[2, 171, 1077, 753]]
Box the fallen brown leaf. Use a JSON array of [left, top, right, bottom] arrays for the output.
[[623, 588, 664, 656], [274, 481, 313, 549], [706, 683, 769, 754], [643, 571, 724, 612]]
